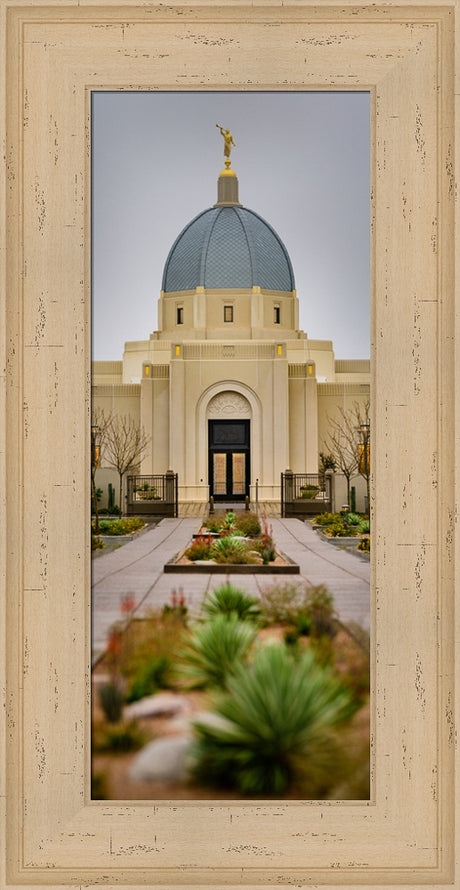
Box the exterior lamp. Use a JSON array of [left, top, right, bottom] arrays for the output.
[[91, 424, 100, 468]]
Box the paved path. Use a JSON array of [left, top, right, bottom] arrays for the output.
[[92, 517, 369, 664]]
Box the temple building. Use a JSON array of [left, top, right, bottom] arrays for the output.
[[92, 136, 370, 509]]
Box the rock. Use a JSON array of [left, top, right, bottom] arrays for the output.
[[123, 692, 192, 721], [129, 736, 192, 783]]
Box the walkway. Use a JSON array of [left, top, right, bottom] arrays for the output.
[[92, 517, 370, 664]]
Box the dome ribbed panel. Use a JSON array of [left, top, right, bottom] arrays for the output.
[[203, 208, 253, 288], [161, 204, 295, 293], [162, 210, 216, 292], [241, 209, 295, 291]]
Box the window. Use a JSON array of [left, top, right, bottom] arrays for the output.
[[224, 305, 233, 323], [274, 305, 280, 324], [177, 306, 184, 324]]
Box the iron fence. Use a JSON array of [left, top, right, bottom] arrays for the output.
[[281, 472, 331, 518], [127, 472, 178, 517]]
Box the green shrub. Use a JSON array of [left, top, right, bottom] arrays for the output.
[[98, 681, 124, 723], [180, 613, 256, 689], [234, 513, 261, 537], [314, 512, 339, 527], [94, 518, 144, 536], [294, 610, 312, 636], [113, 608, 187, 692], [326, 519, 358, 537], [203, 517, 222, 533], [283, 628, 300, 646], [303, 585, 337, 638], [125, 654, 172, 702], [258, 582, 303, 624], [250, 535, 276, 563], [190, 644, 356, 796], [185, 535, 213, 561], [202, 584, 261, 623], [346, 512, 361, 526], [93, 721, 147, 753], [359, 520, 370, 534]]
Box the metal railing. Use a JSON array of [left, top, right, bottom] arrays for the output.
[[127, 472, 178, 517], [281, 472, 331, 518]]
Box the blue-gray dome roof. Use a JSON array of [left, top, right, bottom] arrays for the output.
[[162, 206, 295, 293]]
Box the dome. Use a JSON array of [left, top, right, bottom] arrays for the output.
[[162, 204, 295, 293]]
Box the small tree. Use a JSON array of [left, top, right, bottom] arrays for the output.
[[318, 452, 336, 492], [93, 410, 150, 516], [325, 399, 370, 512]]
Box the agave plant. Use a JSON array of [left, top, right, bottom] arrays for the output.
[[190, 643, 356, 796], [211, 536, 253, 563], [202, 583, 261, 623], [179, 613, 256, 689]]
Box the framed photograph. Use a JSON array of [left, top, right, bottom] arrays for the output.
[[1, 2, 458, 888]]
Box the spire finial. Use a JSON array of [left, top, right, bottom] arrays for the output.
[[216, 124, 236, 170]]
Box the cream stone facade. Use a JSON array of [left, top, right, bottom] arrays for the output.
[[92, 163, 370, 509]]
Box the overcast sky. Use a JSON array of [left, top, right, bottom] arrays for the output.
[[92, 91, 369, 361]]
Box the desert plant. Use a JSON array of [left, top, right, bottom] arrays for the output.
[[359, 519, 370, 534], [98, 681, 124, 723], [346, 512, 361, 526], [93, 517, 144, 536], [294, 610, 312, 637], [190, 643, 356, 796], [162, 588, 188, 621], [234, 513, 262, 537], [184, 534, 213, 561], [109, 608, 187, 694], [302, 586, 337, 638], [92, 721, 147, 753], [202, 584, 261, 623], [326, 518, 358, 537], [211, 536, 250, 563], [179, 613, 256, 689], [218, 511, 237, 536], [258, 581, 303, 625], [125, 654, 172, 702], [203, 516, 222, 533], [314, 512, 338, 527]]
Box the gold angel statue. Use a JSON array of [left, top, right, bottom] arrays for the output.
[[216, 125, 236, 165]]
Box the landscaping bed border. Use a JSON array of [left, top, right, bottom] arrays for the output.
[[164, 550, 300, 574]]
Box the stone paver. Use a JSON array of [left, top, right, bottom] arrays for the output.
[[92, 516, 369, 664]]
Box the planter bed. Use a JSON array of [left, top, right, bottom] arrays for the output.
[[315, 528, 370, 559], [164, 550, 299, 574]]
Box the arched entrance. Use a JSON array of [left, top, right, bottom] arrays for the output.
[[206, 392, 251, 502]]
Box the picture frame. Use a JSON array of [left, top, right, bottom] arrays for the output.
[[1, 1, 458, 887]]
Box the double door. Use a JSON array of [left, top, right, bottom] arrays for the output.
[[208, 420, 250, 501]]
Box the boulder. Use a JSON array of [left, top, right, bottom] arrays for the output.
[[123, 692, 191, 721], [129, 736, 192, 783]]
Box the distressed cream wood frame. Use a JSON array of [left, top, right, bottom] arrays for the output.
[[1, 1, 458, 887]]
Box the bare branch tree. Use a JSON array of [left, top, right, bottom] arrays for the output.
[[92, 410, 150, 516], [325, 399, 370, 511]]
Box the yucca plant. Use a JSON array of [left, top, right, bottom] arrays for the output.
[[190, 644, 356, 796], [202, 584, 261, 623], [98, 681, 124, 723], [179, 613, 256, 689], [211, 536, 254, 563]]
